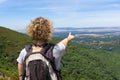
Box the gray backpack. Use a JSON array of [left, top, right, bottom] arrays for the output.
[[23, 43, 61, 80]]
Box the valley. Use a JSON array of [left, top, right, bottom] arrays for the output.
[[54, 27, 120, 54]]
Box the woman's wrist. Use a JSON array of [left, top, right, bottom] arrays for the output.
[[67, 36, 73, 42], [19, 74, 23, 77]]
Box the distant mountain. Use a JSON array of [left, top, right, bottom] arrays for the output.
[[53, 27, 120, 38], [54, 27, 120, 32], [16, 27, 120, 34]]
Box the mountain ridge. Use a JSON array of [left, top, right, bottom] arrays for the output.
[[9, 26, 120, 33]]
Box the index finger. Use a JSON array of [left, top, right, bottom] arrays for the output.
[[69, 32, 71, 35]]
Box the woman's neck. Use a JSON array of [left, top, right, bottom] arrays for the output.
[[35, 40, 46, 47]]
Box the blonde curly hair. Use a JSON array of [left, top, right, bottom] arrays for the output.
[[26, 17, 53, 42]]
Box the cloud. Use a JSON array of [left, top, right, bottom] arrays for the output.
[[0, 0, 120, 29], [52, 9, 120, 27], [18, 0, 120, 14], [0, 0, 7, 4]]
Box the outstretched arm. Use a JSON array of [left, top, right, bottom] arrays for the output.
[[59, 32, 75, 47]]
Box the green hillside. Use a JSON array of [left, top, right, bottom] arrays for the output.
[[62, 43, 120, 80], [0, 26, 120, 80], [0, 26, 32, 80]]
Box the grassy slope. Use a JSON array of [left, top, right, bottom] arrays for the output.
[[61, 43, 120, 80], [0, 26, 32, 79]]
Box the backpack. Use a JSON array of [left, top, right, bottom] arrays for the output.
[[23, 43, 61, 80]]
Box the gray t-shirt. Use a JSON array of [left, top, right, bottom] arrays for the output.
[[17, 43, 65, 70]]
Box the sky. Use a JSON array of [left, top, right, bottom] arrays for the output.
[[0, 0, 120, 30]]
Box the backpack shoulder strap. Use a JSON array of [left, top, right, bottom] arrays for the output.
[[24, 44, 33, 61], [25, 44, 32, 53], [41, 43, 55, 59], [42, 43, 62, 80]]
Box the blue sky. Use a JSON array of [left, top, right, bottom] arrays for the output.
[[0, 0, 120, 30]]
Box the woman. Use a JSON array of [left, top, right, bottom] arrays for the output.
[[17, 17, 74, 80]]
